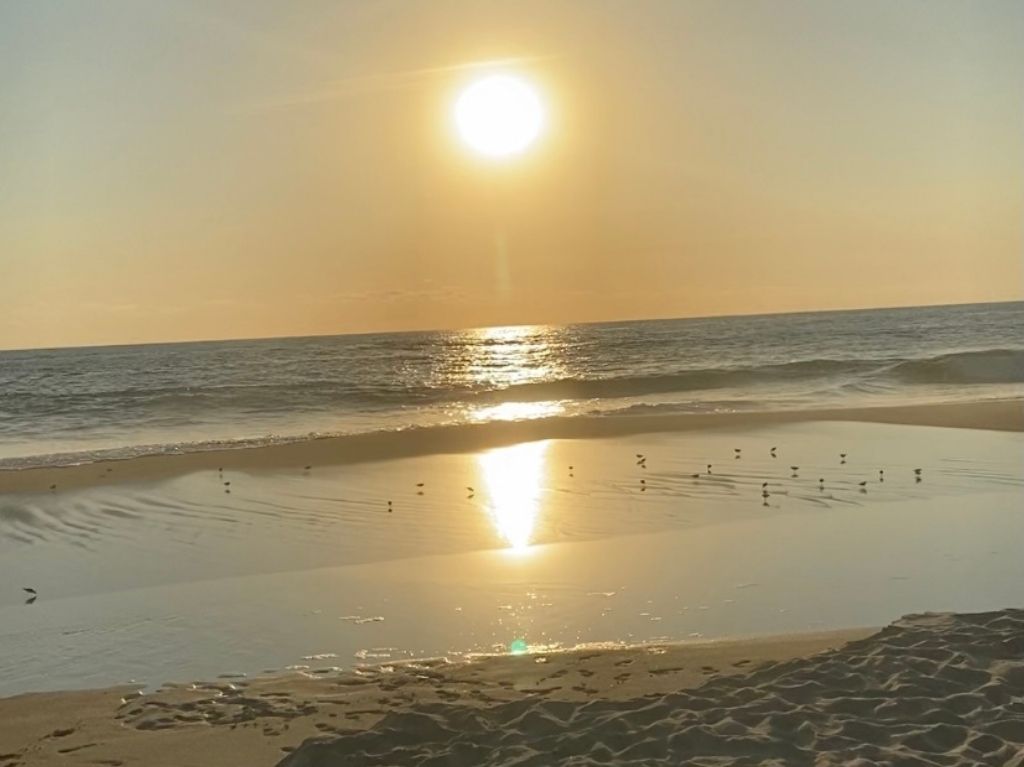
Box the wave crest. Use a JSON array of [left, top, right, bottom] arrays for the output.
[[478, 349, 1024, 403]]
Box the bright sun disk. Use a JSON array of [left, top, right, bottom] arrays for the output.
[[454, 74, 545, 158]]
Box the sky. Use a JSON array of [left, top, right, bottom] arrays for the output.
[[1, 0, 1021, 350]]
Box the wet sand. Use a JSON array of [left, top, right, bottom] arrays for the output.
[[3, 416, 1024, 696], [2, 402, 1022, 764], [1, 398, 1020, 494]]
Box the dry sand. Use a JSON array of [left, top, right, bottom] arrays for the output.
[[282, 610, 1024, 766], [4, 610, 1024, 766], [1, 398, 1020, 494], [0, 627, 867, 766]]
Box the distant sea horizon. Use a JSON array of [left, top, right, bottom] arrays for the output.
[[4, 298, 1020, 354]]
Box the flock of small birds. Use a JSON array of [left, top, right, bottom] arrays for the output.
[[634, 445, 922, 507], [22, 446, 926, 604]]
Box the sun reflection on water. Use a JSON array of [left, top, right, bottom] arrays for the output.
[[470, 401, 564, 422], [462, 325, 567, 424], [468, 325, 561, 387], [477, 441, 549, 552]]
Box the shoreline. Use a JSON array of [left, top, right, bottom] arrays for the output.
[[1, 397, 1020, 494]]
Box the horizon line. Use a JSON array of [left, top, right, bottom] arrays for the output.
[[4, 296, 1019, 356]]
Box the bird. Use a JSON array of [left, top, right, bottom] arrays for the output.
[[790, 466, 799, 477], [840, 453, 847, 464], [734, 448, 742, 459], [762, 481, 769, 488], [304, 465, 312, 471], [706, 464, 712, 474], [913, 468, 922, 475], [22, 587, 36, 595], [691, 473, 700, 479], [818, 478, 825, 489], [416, 482, 425, 487], [568, 465, 574, 471], [858, 480, 868, 487], [770, 446, 777, 456], [223, 481, 231, 486], [387, 500, 393, 512], [49, 484, 56, 491], [635, 454, 644, 459], [218, 467, 223, 473]]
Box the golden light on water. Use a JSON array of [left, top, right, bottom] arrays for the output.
[[471, 401, 564, 423], [462, 325, 567, 423], [478, 441, 549, 552], [454, 74, 545, 158], [471, 325, 560, 385]]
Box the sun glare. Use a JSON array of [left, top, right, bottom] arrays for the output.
[[454, 74, 545, 158]]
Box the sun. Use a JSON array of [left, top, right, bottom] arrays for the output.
[[454, 74, 545, 158]]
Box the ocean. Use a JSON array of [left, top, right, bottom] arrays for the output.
[[1, 301, 1022, 469]]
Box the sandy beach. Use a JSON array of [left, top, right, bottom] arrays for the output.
[[5, 0, 1021, 761], [4, 0, 1019, 757], [4, 610, 1024, 766], [0, 625, 880, 766], [2, 401, 1023, 764]]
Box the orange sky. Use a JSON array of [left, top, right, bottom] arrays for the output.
[[1, 1, 1021, 350]]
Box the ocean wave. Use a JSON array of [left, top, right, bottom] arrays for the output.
[[2, 393, 1020, 472], [0, 433, 337, 470], [886, 348, 1024, 385], [3, 349, 1020, 424], [473, 359, 869, 402], [476, 349, 1024, 403]]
